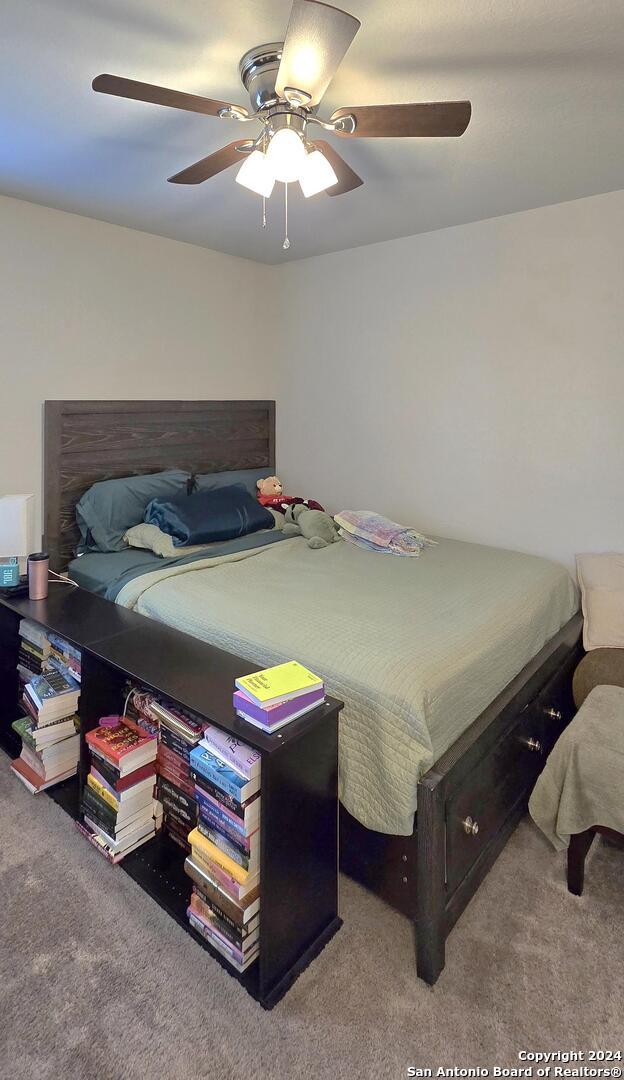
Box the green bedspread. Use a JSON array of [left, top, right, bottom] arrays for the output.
[[116, 535, 578, 835]]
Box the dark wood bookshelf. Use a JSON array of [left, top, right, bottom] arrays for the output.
[[0, 587, 342, 1008]]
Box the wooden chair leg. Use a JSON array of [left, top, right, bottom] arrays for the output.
[[567, 828, 596, 896]]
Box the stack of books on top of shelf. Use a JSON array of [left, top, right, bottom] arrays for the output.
[[233, 660, 325, 733], [125, 686, 201, 852], [185, 724, 261, 973], [11, 620, 81, 794], [80, 718, 160, 863]]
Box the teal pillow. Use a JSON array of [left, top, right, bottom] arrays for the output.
[[76, 470, 190, 553], [193, 468, 273, 497]]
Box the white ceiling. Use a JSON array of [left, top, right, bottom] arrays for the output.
[[1, 0, 623, 264]]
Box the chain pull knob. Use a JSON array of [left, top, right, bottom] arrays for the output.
[[462, 816, 479, 836], [544, 707, 562, 721]]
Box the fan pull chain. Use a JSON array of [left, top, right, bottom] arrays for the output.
[[283, 183, 290, 250], [262, 130, 267, 230]]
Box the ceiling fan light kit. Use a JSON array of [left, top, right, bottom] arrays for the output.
[[92, 0, 471, 251]]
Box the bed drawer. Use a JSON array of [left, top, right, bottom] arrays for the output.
[[445, 704, 544, 893]]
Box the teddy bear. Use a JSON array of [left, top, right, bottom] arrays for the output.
[[282, 504, 342, 549], [257, 476, 324, 514]]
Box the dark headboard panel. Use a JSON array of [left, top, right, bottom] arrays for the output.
[[44, 400, 276, 572]]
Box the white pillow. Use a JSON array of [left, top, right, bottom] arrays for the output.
[[124, 523, 208, 559], [576, 553, 624, 650]]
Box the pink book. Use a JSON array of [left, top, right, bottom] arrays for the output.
[[200, 724, 261, 780]]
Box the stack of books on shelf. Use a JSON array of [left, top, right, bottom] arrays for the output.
[[79, 718, 160, 863], [125, 686, 201, 851], [11, 620, 81, 794], [185, 724, 261, 973], [233, 660, 325, 733]]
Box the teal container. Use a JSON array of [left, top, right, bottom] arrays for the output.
[[0, 558, 20, 587]]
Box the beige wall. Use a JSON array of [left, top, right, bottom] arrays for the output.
[[275, 190, 624, 567], [0, 194, 278, 538], [2, 189, 623, 567]]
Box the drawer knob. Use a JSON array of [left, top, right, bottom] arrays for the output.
[[462, 816, 479, 836], [544, 707, 562, 721], [523, 736, 542, 753]]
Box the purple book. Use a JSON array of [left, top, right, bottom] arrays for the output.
[[232, 686, 325, 729], [200, 724, 261, 780]]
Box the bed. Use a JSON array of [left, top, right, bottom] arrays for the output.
[[45, 399, 583, 984]]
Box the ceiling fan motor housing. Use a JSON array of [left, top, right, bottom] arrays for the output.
[[239, 43, 285, 113]]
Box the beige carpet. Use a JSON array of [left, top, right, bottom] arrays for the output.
[[1, 762, 622, 1080]]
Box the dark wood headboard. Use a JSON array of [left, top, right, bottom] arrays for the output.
[[44, 400, 276, 572]]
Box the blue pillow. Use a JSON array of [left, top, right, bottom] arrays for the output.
[[193, 468, 273, 498], [144, 483, 275, 546], [76, 470, 190, 553]]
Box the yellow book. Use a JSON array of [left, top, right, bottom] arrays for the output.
[[188, 828, 250, 885], [87, 772, 119, 811], [235, 660, 323, 707]]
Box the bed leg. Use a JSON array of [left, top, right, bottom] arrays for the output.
[[567, 828, 596, 896], [416, 773, 447, 986]]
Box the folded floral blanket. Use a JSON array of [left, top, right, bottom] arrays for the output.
[[334, 511, 436, 557]]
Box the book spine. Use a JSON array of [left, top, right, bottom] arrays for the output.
[[195, 760, 245, 801], [201, 726, 260, 778], [193, 780, 258, 829], [187, 911, 247, 967], [159, 726, 192, 761], [190, 849, 245, 901], [157, 777, 197, 819], [183, 860, 247, 927], [82, 787, 117, 831], [87, 773, 119, 811], [197, 822, 251, 870], [189, 892, 251, 950], [197, 803, 251, 853], [89, 750, 121, 787]]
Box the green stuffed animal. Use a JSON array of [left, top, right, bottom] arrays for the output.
[[282, 504, 341, 549]]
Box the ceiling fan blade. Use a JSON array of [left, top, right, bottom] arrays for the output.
[[275, 0, 360, 108], [92, 74, 248, 119], [168, 142, 251, 185], [330, 101, 472, 138], [313, 140, 363, 196]]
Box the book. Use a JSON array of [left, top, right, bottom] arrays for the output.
[[86, 718, 157, 775], [17, 709, 79, 747], [189, 745, 260, 803], [187, 911, 258, 972], [11, 756, 76, 794], [89, 750, 156, 793], [25, 673, 80, 725], [184, 857, 260, 926], [198, 801, 257, 854], [191, 885, 259, 942], [87, 772, 155, 815], [235, 660, 323, 707], [147, 699, 203, 744], [199, 724, 261, 780], [18, 619, 52, 655], [188, 895, 259, 956], [233, 686, 325, 730], [194, 782, 260, 832], [190, 891, 259, 952], [83, 815, 156, 857], [75, 820, 151, 864], [197, 820, 258, 872], [188, 827, 256, 886]]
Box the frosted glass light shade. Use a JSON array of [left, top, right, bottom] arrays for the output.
[[275, 0, 361, 107], [0, 494, 35, 557], [299, 149, 338, 197], [266, 128, 307, 183], [235, 150, 275, 197]]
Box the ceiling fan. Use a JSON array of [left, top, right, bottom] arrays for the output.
[[93, 0, 471, 246]]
